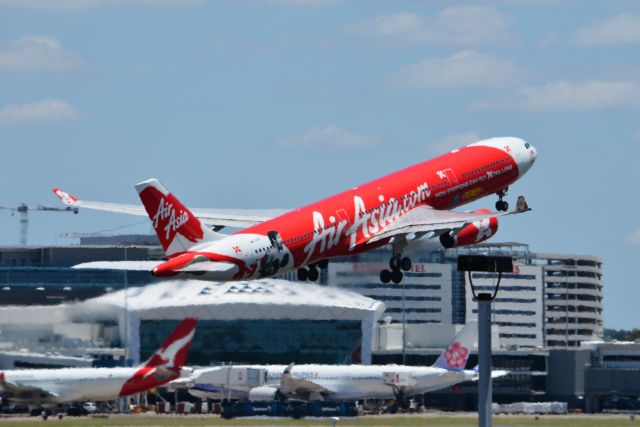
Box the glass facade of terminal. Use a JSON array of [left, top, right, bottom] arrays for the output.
[[140, 319, 362, 365]]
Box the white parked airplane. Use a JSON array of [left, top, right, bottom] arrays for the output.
[[0, 318, 196, 407], [180, 322, 506, 403]]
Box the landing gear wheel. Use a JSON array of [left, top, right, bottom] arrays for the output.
[[307, 266, 319, 281], [389, 255, 401, 271], [391, 270, 403, 284], [317, 259, 328, 269], [440, 232, 455, 248], [495, 200, 509, 211], [400, 257, 412, 272], [297, 268, 308, 281], [380, 269, 392, 284]]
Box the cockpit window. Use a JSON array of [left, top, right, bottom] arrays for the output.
[[524, 142, 530, 149]]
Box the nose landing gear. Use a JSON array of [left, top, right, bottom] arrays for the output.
[[495, 188, 509, 211]]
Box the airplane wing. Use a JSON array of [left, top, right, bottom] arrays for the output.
[[52, 188, 289, 229], [0, 373, 58, 401], [367, 202, 530, 244], [72, 260, 237, 275], [279, 365, 334, 400]]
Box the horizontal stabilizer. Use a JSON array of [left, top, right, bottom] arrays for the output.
[[72, 260, 237, 274], [491, 370, 509, 379], [73, 261, 162, 271]]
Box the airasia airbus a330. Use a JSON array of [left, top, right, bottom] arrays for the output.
[[54, 137, 536, 284]]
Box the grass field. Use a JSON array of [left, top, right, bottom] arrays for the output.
[[0, 414, 638, 427]]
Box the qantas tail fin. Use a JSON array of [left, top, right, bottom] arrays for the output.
[[135, 179, 223, 257], [143, 317, 197, 370], [433, 322, 477, 372]]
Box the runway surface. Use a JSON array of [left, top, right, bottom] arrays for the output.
[[0, 412, 637, 427]]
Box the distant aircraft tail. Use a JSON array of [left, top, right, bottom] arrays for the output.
[[135, 178, 223, 257], [143, 317, 197, 370], [119, 317, 197, 397], [433, 322, 477, 372]]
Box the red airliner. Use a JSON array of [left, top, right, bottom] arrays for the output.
[[54, 137, 536, 284]]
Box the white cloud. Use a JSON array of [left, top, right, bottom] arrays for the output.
[[473, 80, 640, 111], [0, 35, 82, 71], [426, 132, 480, 155], [391, 51, 520, 89], [353, 6, 511, 45], [281, 125, 378, 148], [574, 13, 640, 46], [629, 230, 640, 245], [0, 100, 80, 125], [0, 0, 204, 9]]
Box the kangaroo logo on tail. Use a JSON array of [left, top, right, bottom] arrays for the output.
[[145, 317, 197, 369], [119, 317, 197, 397]]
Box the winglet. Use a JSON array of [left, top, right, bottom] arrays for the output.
[[52, 188, 80, 206]]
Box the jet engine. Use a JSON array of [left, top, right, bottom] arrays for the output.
[[248, 386, 279, 401], [439, 209, 498, 249]]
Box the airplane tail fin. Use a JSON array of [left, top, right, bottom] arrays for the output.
[[143, 317, 197, 370], [135, 179, 223, 257], [433, 322, 477, 372]]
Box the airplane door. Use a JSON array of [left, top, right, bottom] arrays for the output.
[[335, 209, 350, 226], [443, 168, 458, 186]]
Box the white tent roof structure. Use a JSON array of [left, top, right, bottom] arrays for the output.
[[76, 278, 385, 322]]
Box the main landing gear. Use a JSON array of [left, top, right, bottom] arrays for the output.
[[297, 259, 328, 282], [380, 254, 412, 284], [495, 188, 509, 212]]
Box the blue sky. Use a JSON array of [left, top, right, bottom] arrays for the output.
[[0, 0, 638, 328]]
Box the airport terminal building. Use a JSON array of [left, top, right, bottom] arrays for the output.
[[327, 242, 603, 349], [0, 239, 616, 412]]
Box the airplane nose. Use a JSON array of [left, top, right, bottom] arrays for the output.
[[530, 145, 537, 163]]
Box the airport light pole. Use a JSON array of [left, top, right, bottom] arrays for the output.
[[401, 279, 406, 365], [458, 255, 513, 427]]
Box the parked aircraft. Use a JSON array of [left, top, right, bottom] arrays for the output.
[[54, 137, 536, 283], [0, 318, 197, 407], [178, 322, 506, 403]]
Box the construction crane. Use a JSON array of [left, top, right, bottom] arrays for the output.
[[0, 203, 78, 245]]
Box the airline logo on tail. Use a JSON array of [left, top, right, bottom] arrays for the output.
[[443, 342, 469, 369], [433, 322, 477, 372], [119, 317, 197, 397], [135, 179, 204, 254], [145, 317, 197, 369]]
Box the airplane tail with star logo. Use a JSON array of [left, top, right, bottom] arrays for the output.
[[433, 321, 477, 372]]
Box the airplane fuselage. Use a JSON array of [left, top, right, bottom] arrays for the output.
[[1, 366, 178, 405], [189, 364, 473, 402], [153, 137, 537, 281]]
